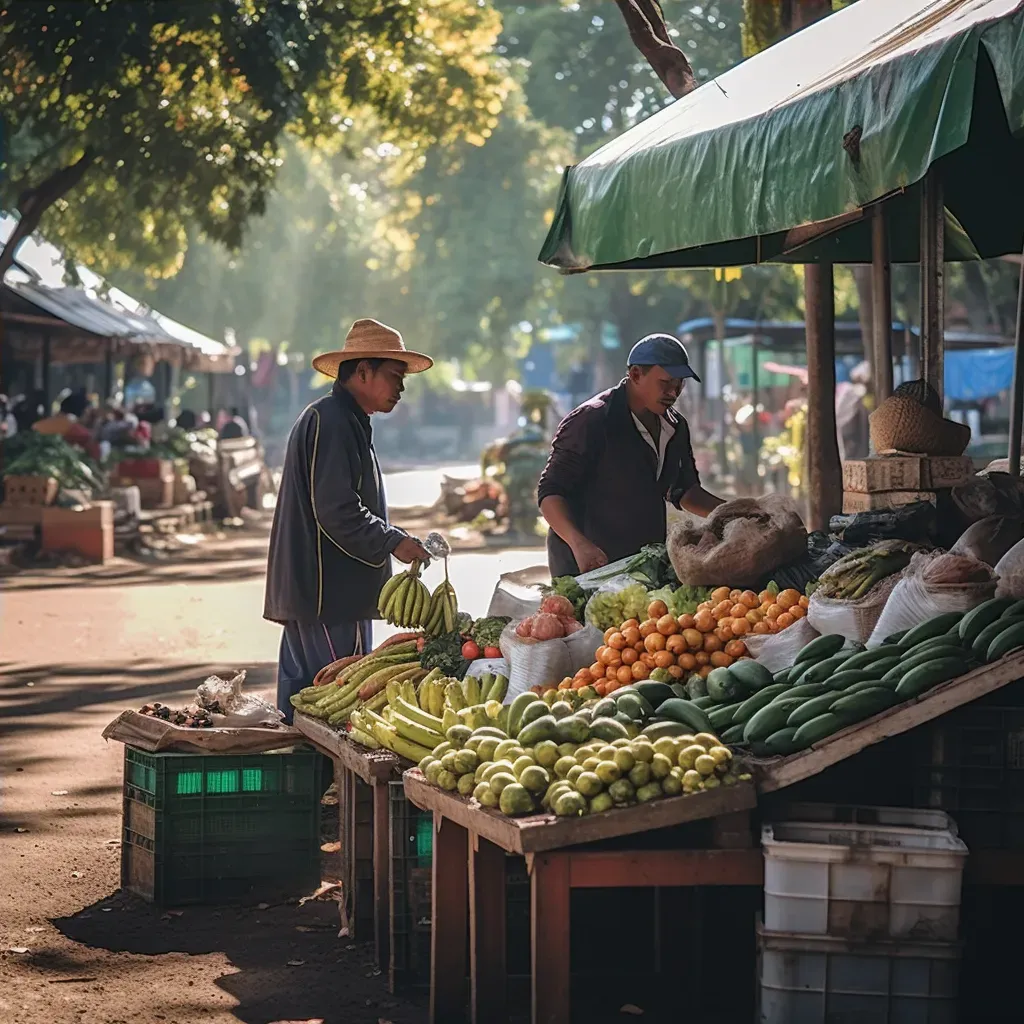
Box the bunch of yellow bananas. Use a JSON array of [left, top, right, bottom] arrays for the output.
[[350, 666, 447, 762], [424, 579, 458, 636], [378, 560, 432, 628]]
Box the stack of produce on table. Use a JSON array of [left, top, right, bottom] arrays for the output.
[[813, 541, 920, 601], [460, 615, 511, 661], [378, 560, 458, 632], [415, 685, 750, 816], [2, 432, 103, 493], [575, 543, 681, 591], [700, 597, 1024, 756], [418, 626, 475, 680], [348, 670, 509, 761], [543, 576, 587, 621], [514, 594, 585, 640]]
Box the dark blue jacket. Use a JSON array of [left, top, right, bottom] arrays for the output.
[[264, 384, 405, 624]]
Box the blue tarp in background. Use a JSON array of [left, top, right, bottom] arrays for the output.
[[942, 348, 1015, 402]]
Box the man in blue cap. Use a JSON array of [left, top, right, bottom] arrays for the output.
[[538, 333, 724, 577]]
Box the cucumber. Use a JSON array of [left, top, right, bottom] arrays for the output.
[[900, 611, 964, 648], [831, 686, 897, 719], [728, 659, 775, 692], [690, 695, 717, 709], [640, 720, 692, 740], [708, 702, 744, 731], [743, 696, 809, 744], [615, 690, 654, 718], [1000, 599, 1024, 619], [788, 692, 843, 728], [881, 629, 908, 645], [881, 648, 971, 685], [772, 667, 794, 686], [733, 683, 792, 725], [632, 680, 675, 709], [773, 682, 828, 701], [655, 698, 713, 734], [764, 727, 801, 756], [842, 677, 899, 693], [792, 712, 848, 748], [972, 614, 1024, 660], [986, 620, 1024, 663], [794, 633, 845, 666], [893, 657, 969, 700], [720, 723, 747, 745], [794, 652, 854, 686], [824, 669, 885, 692], [958, 597, 1018, 644], [842, 647, 906, 673]]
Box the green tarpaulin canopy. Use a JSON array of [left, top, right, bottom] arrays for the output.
[[539, 0, 1024, 271]]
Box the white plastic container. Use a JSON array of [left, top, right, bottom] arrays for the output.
[[762, 817, 967, 942], [757, 920, 959, 1024]]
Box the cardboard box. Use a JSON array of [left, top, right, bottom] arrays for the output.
[[842, 456, 974, 494], [116, 458, 173, 480], [841, 490, 936, 514], [41, 502, 115, 563], [2, 474, 58, 506], [0, 504, 44, 527], [114, 475, 174, 509]]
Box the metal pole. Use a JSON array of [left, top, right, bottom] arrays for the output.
[[1008, 253, 1024, 477], [751, 332, 761, 488], [871, 204, 894, 402], [920, 170, 945, 399]]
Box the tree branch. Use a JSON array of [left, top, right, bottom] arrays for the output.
[[0, 148, 96, 284], [613, 0, 696, 99]]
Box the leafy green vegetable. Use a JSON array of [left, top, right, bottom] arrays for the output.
[[1, 433, 103, 492], [625, 544, 678, 589], [646, 584, 712, 618], [470, 616, 511, 649], [420, 630, 470, 679]]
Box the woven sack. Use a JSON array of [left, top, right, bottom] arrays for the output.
[[869, 395, 971, 457]]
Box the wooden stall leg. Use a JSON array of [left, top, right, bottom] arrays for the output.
[[372, 780, 390, 971], [469, 836, 508, 1024], [531, 852, 570, 1024], [431, 812, 468, 1024]]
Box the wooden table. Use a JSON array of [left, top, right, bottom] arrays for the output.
[[293, 713, 402, 967], [403, 769, 761, 1024]]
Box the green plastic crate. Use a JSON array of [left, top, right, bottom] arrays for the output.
[[121, 745, 321, 905]]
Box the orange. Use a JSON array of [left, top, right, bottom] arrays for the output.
[[622, 618, 641, 631], [789, 605, 806, 620], [595, 645, 608, 662], [634, 641, 646, 652], [653, 650, 675, 669], [678, 613, 696, 630], [730, 603, 748, 619], [593, 680, 608, 696], [698, 664, 714, 678], [697, 601, 712, 613], [683, 628, 704, 650], [715, 624, 734, 642], [641, 652, 657, 668], [607, 631, 627, 651], [621, 647, 639, 665], [648, 599, 669, 620], [644, 632, 667, 653], [622, 626, 641, 647], [558, 678, 572, 690], [713, 600, 733, 619], [657, 614, 679, 636], [711, 586, 731, 604], [740, 590, 759, 608], [631, 660, 651, 681], [600, 647, 621, 667], [725, 639, 748, 658], [603, 627, 617, 645], [589, 662, 605, 679], [704, 633, 723, 653], [667, 664, 684, 679], [605, 679, 622, 694], [776, 612, 795, 629], [639, 619, 658, 638], [666, 634, 687, 655], [745, 608, 764, 625], [694, 610, 715, 633], [765, 603, 783, 621], [758, 590, 773, 606], [798, 595, 810, 609], [752, 621, 771, 635], [694, 651, 710, 666], [778, 588, 801, 610], [730, 589, 743, 602], [710, 651, 734, 668], [616, 664, 634, 686], [730, 617, 750, 635], [677, 652, 697, 672]]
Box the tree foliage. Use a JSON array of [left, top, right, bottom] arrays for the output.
[[0, 0, 511, 278]]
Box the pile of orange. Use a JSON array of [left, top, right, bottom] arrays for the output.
[[696, 585, 809, 638]]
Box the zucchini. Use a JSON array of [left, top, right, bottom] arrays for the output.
[[743, 696, 808, 744], [708, 702, 744, 731], [655, 698, 713, 733], [632, 681, 675, 709], [986, 620, 1024, 663], [728, 659, 775, 692], [787, 692, 843, 728], [764, 726, 801, 756], [774, 682, 828, 701], [972, 614, 1024, 660], [958, 597, 1018, 644], [720, 723, 747, 745], [824, 669, 886, 692], [881, 629, 908, 645], [690, 695, 717, 709], [893, 656, 969, 700], [640, 720, 692, 740], [791, 712, 848, 748], [842, 677, 899, 693], [881, 647, 971, 685], [830, 686, 897, 719], [794, 652, 854, 686], [842, 647, 906, 673], [772, 667, 794, 686], [732, 683, 792, 725], [900, 612, 964, 648], [794, 633, 845, 666]]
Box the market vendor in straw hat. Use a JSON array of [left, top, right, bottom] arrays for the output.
[[264, 318, 432, 720]]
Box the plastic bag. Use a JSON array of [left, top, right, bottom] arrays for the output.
[[485, 565, 548, 619], [867, 551, 996, 646], [499, 621, 602, 703], [951, 516, 1024, 568], [807, 571, 903, 645], [996, 537, 1024, 598], [741, 617, 819, 673], [583, 574, 651, 631], [196, 670, 285, 728]]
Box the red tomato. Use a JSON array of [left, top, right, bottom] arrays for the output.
[[483, 646, 501, 659], [461, 640, 481, 660]]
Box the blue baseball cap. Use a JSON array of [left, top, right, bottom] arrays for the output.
[[626, 334, 701, 383]]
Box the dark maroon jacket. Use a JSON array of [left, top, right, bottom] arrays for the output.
[[537, 380, 700, 577]]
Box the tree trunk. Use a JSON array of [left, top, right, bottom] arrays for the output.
[[0, 149, 96, 283], [613, 0, 696, 98]]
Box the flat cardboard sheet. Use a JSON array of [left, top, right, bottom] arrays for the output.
[[102, 710, 302, 754]]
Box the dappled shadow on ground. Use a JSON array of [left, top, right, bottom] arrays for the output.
[[51, 892, 425, 1024]]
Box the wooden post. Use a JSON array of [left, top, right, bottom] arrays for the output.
[[372, 780, 390, 972], [41, 332, 51, 407], [871, 205, 894, 403], [751, 333, 761, 477], [1008, 254, 1024, 477], [920, 170, 945, 399], [805, 262, 842, 531], [469, 837, 508, 1024], [531, 852, 571, 1024], [103, 341, 115, 401], [430, 814, 468, 1024]]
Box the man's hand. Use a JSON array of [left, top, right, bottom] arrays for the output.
[[571, 537, 608, 573], [393, 535, 429, 564]]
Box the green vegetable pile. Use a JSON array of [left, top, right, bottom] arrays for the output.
[[1, 433, 102, 492], [470, 616, 511, 648], [544, 576, 587, 621], [420, 630, 470, 680]]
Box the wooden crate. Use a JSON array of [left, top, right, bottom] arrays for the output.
[[2, 474, 58, 506], [842, 456, 973, 494]]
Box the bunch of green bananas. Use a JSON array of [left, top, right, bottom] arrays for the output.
[[424, 579, 458, 636], [378, 560, 432, 628]]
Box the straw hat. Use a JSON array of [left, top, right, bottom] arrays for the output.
[[312, 318, 433, 379]]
